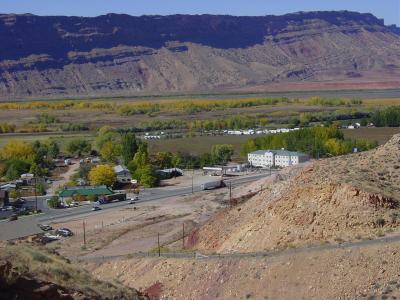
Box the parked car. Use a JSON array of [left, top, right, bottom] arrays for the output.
[[38, 224, 53, 231], [56, 228, 73, 237], [41, 233, 60, 243], [92, 206, 101, 211], [129, 196, 139, 204], [17, 207, 30, 216], [8, 214, 18, 222], [71, 201, 79, 207]]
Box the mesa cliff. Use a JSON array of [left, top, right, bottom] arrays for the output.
[[1, 11, 399, 99]]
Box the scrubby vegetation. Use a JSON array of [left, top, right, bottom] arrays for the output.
[[372, 106, 400, 127], [0, 96, 364, 117], [0, 123, 16, 133]]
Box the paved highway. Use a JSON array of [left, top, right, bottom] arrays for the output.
[[36, 171, 274, 224], [0, 171, 275, 240]]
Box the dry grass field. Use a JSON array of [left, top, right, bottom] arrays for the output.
[[343, 127, 400, 144]]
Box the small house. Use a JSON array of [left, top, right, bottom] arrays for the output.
[[113, 165, 132, 184]]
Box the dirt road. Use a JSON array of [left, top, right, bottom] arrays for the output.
[[47, 161, 80, 194]]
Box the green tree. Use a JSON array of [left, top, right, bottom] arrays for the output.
[[48, 141, 60, 158], [120, 132, 139, 165], [5, 159, 31, 180], [77, 164, 92, 181], [211, 144, 234, 164], [36, 183, 47, 196], [154, 151, 173, 169], [134, 165, 158, 188], [48, 196, 61, 208], [29, 162, 46, 177], [96, 126, 118, 150], [66, 139, 91, 156], [128, 143, 149, 173]]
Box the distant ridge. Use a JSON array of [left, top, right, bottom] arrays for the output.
[[0, 11, 399, 99]]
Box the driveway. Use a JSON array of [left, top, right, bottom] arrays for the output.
[[47, 161, 80, 195]]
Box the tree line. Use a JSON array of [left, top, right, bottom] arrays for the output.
[[0, 139, 60, 184], [371, 106, 400, 127], [241, 126, 377, 158]]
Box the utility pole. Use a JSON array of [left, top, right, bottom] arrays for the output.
[[229, 181, 232, 207], [34, 176, 38, 212], [157, 232, 161, 257], [191, 169, 194, 194], [182, 223, 185, 250], [83, 221, 86, 246]]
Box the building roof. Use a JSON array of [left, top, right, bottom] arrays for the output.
[[114, 165, 130, 173], [159, 168, 183, 174], [249, 149, 308, 157], [249, 150, 273, 155], [59, 185, 113, 197]]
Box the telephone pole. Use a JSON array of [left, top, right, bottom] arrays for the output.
[[83, 221, 86, 246], [229, 181, 232, 207], [182, 223, 185, 250], [157, 232, 161, 257], [191, 169, 194, 194], [34, 176, 38, 212]]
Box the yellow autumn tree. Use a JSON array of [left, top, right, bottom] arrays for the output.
[[0, 140, 35, 162], [88, 164, 116, 187], [324, 138, 343, 156]]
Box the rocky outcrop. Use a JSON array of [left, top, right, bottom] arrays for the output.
[[191, 134, 400, 253], [0, 11, 399, 99]]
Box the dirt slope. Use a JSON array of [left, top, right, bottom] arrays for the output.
[[0, 242, 147, 300], [192, 134, 400, 253], [93, 242, 400, 299]]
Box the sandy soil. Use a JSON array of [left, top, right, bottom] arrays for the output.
[[91, 241, 400, 299]]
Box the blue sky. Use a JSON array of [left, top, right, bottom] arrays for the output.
[[1, 0, 399, 25]]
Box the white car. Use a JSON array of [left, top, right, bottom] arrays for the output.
[[129, 196, 139, 204], [44, 233, 60, 240]]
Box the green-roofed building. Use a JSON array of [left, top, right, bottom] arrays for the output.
[[59, 185, 114, 201]]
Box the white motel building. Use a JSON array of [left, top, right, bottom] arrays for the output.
[[248, 149, 310, 168]]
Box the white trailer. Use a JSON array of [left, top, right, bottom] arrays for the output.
[[201, 180, 225, 191]]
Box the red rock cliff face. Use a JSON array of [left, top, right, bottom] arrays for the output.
[[0, 11, 399, 99]]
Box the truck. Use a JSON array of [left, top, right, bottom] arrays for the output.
[[201, 180, 226, 191], [98, 193, 127, 204]]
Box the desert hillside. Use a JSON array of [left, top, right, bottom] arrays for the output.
[[0, 242, 147, 300], [192, 134, 400, 253], [0, 11, 400, 99]]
